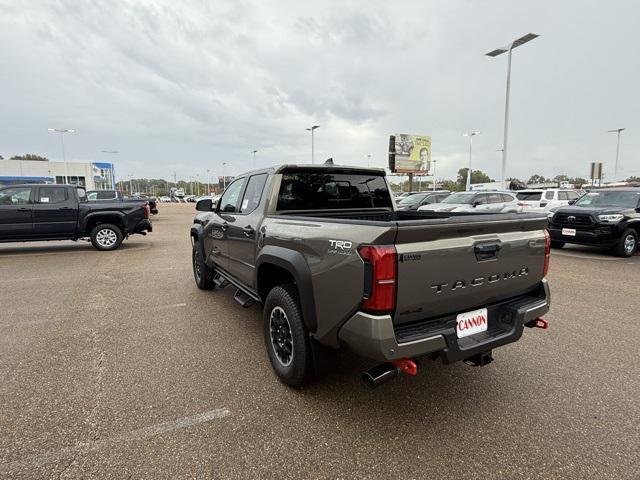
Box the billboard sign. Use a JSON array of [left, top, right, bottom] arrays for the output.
[[590, 162, 603, 180], [388, 134, 432, 174], [218, 176, 235, 189]]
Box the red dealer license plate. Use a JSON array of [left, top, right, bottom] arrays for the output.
[[456, 308, 488, 338]]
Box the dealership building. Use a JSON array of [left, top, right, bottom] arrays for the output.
[[0, 159, 116, 190]]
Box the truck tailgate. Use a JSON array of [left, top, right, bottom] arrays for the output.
[[393, 215, 547, 326]]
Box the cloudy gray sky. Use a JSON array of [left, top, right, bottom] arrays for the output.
[[1, 0, 638, 182]]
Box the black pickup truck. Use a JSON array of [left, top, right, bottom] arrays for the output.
[[0, 184, 152, 251], [548, 188, 640, 257], [86, 190, 159, 215]]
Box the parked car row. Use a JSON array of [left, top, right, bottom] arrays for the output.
[[393, 187, 640, 256]]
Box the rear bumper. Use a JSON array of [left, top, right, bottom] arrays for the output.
[[338, 279, 550, 363], [548, 226, 617, 247], [133, 219, 153, 234]]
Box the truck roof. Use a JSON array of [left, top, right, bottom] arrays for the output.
[[236, 164, 387, 177]]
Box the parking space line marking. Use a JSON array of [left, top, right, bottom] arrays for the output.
[[553, 251, 634, 261], [1, 408, 230, 471], [0, 243, 151, 258]]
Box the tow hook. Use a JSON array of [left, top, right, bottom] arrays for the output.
[[362, 358, 418, 388], [392, 358, 418, 376], [525, 317, 549, 329]]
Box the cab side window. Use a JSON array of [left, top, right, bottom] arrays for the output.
[[558, 191, 569, 201], [545, 191, 555, 200], [488, 193, 502, 203], [240, 174, 268, 213], [218, 178, 245, 213], [38, 187, 68, 204], [0, 187, 32, 205]]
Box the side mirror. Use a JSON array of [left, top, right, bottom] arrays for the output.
[[540, 201, 548, 207], [568, 199, 576, 205], [472, 200, 480, 207], [195, 199, 213, 211]]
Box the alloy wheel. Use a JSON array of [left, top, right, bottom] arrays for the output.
[[96, 228, 117, 248], [269, 306, 294, 367], [624, 234, 636, 255]]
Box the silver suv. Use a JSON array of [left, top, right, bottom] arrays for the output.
[[418, 191, 521, 213]]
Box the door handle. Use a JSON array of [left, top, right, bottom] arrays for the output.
[[220, 222, 229, 231], [58, 207, 74, 211], [17, 207, 31, 212], [242, 226, 255, 237]]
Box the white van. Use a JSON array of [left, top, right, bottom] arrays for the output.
[[516, 189, 581, 212]]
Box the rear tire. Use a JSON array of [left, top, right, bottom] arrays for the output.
[[550, 241, 565, 249], [263, 285, 314, 387], [192, 241, 215, 289], [90, 224, 123, 251], [612, 228, 638, 257]]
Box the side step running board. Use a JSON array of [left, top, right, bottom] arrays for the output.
[[233, 289, 255, 308], [213, 274, 229, 289]]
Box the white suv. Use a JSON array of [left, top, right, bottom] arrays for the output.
[[516, 189, 581, 212]]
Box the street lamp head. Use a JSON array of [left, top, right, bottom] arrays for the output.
[[463, 131, 481, 137], [607, 128, 626, 133], [48, 128, 75, 133], [486, 47, 509, 57], [252, 149, 258, 154], [486, 33, 539, 56], [306, 125, 320, 131]]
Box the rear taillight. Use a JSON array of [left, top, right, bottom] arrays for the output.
[[144, 205, 150, 219], [358, 245, 397, 314], [543, 229, 550, 276], [517, 202, 527, 207]]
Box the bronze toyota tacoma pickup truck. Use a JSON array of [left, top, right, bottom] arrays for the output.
[[190, 165, 551, 387]]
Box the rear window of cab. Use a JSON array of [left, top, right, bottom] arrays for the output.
[[277, 173, 392, 211]]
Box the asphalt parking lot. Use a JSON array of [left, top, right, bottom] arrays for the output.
[[1, 204, 638, 479]]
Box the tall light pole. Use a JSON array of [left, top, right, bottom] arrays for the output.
[[48, 128, 75, 183], [222, 162, 227, 190], [207, 169, 211, 195], [306, 125, 320, 163], [252, 149, 258, 169], [366, 154, 372, 167], [486, 33, 539, 188], [463, 132, 481, 191], [127, 174, 133, 195], [607, 128, 625, 181], [432, 159, 437, 191]]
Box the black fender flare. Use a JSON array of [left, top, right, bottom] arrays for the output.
[[81, 211, 127, 233], [255, 246, 317, 333], [190, 224, 208, 259]]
